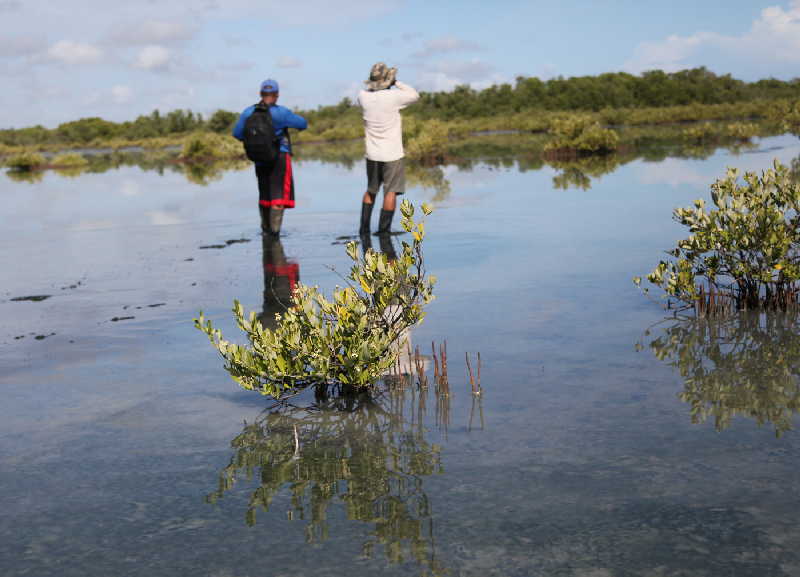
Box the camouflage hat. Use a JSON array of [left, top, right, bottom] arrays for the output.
[[365, 62, 397, 91]]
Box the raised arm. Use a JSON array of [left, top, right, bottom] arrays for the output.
[[272, 106, 308, 131], [393, 81, 420, 109]]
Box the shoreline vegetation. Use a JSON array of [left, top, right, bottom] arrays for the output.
[[2, 68, 800, 176]]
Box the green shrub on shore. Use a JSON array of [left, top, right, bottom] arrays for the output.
[[179, 132, 241, 162], [544, 115, 619, 154], [5, 150, 46, 171], [51, 153, 88, 167], [723, 122, 759, 141], [779, 101, 800, 136], [405, 119, 450, 161], [682, 122, 719, 144]]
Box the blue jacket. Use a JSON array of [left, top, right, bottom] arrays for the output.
[[232, 104, 307, 154]]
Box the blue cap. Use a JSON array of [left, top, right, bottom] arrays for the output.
[[260, 78, 279, 93]]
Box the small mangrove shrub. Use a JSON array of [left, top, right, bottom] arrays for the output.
[[195, 200, 436, 397], [635, 160, 800, 314], [51, 152, 88, 168], [682, 122, 718, 144], [5, 150, 46, 171], [778, 100, 800, 136], [179, 132, 241, 162], [544, 115, 619, 155], [405, 119, 450, 162], [723, 122, 758, 141]]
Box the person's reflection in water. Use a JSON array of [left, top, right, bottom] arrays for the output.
[[258, 235, 299, 331], [359, 232, 398, 261], [361, 232, 413, 377]]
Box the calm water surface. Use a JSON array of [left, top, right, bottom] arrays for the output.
[[3, 135, 800, 576]]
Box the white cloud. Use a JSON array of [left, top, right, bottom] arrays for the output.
[[47, 40, 102, 65], [120, 180, 141, 197], [223, 60, 255, 71], [111, 84, 133, 105], [625, 1, 800, 75], [276, 56, 303, 69], [133, 45, 170, 70], [0, 35, 46, 58], [0, 0, 21, 11], [411, 35, 483, 59], [416, 59, 503, 92], [638, 160, 708, 188], [147, 210, 183, 226], [111, 19, 193, 45]]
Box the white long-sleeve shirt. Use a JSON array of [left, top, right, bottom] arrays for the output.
[[357, 81, 420, 162]]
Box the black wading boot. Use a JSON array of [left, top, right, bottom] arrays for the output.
[[374, 209, 394, 236], [359, 202, 374, 235], [269, 208, 284, 237]]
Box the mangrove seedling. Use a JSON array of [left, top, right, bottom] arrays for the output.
[[635, 160, 800, 314], [195, 200, 436, 398]]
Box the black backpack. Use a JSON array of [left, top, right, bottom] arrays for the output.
[[243, 103, 280, 163]]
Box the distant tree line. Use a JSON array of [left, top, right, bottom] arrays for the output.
[[0, 109, 237, 147], [413, 68, 800, 119], [2, 68, 799, 146]]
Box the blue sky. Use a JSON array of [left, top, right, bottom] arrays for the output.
[[1, 0, 799, 128]]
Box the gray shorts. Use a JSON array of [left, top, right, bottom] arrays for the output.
[[366, 158, 405, 195]]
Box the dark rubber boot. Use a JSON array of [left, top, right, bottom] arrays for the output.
[[359, 202, 374, 235], [374, 209, 394, 236], [259, 205, 270, 235], [269, 208, 284, 237]]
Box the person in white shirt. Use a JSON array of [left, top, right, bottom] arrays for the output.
[[357, 62, 420, 235]]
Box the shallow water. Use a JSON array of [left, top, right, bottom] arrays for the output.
[[3, 135, 800, 576]]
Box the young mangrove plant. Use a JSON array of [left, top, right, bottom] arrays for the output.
[[5, 150, 46, 171], [51, 152, 89, 168], [179, 131, 242, 162], [195, 200, 436, 397], [404, 118, 450, 163], [543, 115, 619, 157], [635, 160, 800, 314]]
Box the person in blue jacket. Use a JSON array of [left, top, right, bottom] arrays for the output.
[[233, 79, 307, 236]]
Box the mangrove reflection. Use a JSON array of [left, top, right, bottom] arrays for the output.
[[5, 127, 783, 192], [646, 313, 800, 436], [207, 386, 447, 573], [548, 155, 624, 191], [4, 168, 45, 183]]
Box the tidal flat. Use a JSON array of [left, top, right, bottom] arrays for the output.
[[3, 134, 800, 576]]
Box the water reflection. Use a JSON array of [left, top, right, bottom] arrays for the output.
[[5, 169, 45, 183], [359, 231, 398, 261], [213, 241, 454, 572], [4, 131, 787, 193], [258, 236, 299, 331], [548, 155, 623, 191], [646, 313, 800, 436], [207, 385, 447, 574]]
